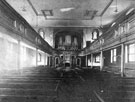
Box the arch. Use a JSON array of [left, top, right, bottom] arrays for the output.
[[38, 28, 45, 39], [92, 29, 99, 40], [76, 58, 81, 67], [55, 57, 59, 67]]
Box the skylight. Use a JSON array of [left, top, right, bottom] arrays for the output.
[[60, 7, 74, 12]]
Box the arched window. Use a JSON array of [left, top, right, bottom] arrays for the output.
[[59, 37, 63, 45], [73, 37, 78, 46], [92, 29, 99, 40], [65, 35, 71, 45], [38, 53, 42, 62], [38, 28, 45, 39]]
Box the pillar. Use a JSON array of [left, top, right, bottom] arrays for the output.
[[100, 51, 104, 71], [86, 55, 87, 67], [47, 56, 49, 66], [44, 53, 46, 66], [17, 40, 21, 70], [121, 44, 125, 77], [91, 54, 93, 68], [36, 48, 38, 67], [48, 56, 51, 67], [49, 56, 52, 67]]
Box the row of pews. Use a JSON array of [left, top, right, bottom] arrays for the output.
[[0, 66, 134, 102], [0, 67, 59, 102]]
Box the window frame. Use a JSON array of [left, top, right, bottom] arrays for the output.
[[38, 53, 42, 62], [95, 55, 100, 63], [38, 28, 45, 39], [111, 48, 117, 63], [125, 43, 135, 63]]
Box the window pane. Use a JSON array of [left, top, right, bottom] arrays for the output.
[[111, 50, 113, 63], [127, 23, 130, 31], [93, 33, 97, 39], [96, 56, 100, 62], [129, 54, 135, 62], [114, 56, 117, 62], [38, 53, 42, 62], [125, 45, 128, 63], [40, 31, 44, 38], [129, 44, 135, 54], [14, 21, 17, 28], [114, 49, 116, 56]]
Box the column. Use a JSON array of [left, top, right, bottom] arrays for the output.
[[36, 48, 38, 67], [91, 54, 93, 68], [49, 56, 52, 67], [44, 53, 46, 66], [48, 56, 51, 67], [86, 55, 87, 67], [121, 44, 125, 77], [47, 55, 49, 66], [17, 40, 21, 71], [100, 51, 104, 71]]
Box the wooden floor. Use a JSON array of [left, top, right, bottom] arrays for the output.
[[0, 66, 134, 102]]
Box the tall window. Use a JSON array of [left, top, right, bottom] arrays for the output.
[[129, 44, 135, 61], [95, 55, 100, 63], [24, 28, 27, 35], [92, 29, 99, 40], [111, 49, 117, 63], [125, 43, 135, 62], [14, 20, 17, 28], [19, 24, 24, 32], [114, 30, 118, 37], [38, 53, 42, 62], [38, 28, 45, 39], [126, 22, 130, 32]]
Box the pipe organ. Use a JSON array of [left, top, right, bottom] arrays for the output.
[[56, 35, 79, 50], [54, 31, 82, 69]]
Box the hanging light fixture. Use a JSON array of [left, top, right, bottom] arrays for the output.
[[100, 16, 103, 28], [114, 0, 118, 13], [22, 0, 26, 12], [36, 16, 38, 27], [22, 7, 26, 12]]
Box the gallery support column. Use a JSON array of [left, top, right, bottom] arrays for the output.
[[121, 44, 125, 77], [91, 54, 93, 68], [17, 40, 21, 71], [86, 55, 88, 67], [36, 48, 38, 67], [100, 51, 104, 71], [48, 56, 51, 67], [44, 53, 46, 66]]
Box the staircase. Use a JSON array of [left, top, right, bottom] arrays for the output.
[[0, 67, 60, 102]]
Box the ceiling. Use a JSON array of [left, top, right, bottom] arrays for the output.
[[6, 0, 135, 28]]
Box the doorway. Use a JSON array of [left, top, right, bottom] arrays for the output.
[[76, 58, 81, 67], [55, 57, 59, 67]]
